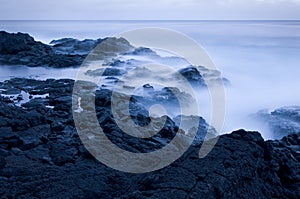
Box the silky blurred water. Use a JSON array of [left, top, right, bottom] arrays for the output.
[[1, 20, 300, 138]]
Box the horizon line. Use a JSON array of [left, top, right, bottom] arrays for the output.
[[1, 19, 300, 21]]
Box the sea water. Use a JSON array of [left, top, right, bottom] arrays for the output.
[[1, 20, 300, 139]]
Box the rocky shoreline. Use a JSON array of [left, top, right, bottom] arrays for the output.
[[0, 31, 300, 198], [0, 77, 299, 198]]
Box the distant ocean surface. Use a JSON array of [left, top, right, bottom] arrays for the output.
[[1, 20, 300, 137]]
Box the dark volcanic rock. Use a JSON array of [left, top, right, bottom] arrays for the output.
[[179, 66, 206, 88], [0, 78, 299, 198], [85, 67, 126, 77], [0, 31, 133, 68], [50, 38, 103, 55], [0, 31, 51, 55], [0, 31, 85, 67], [173, 115, 217, 146], [125, 47, 157, 56]]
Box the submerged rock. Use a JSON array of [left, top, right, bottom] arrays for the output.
[[85, 67, 126, 77], [253, 106, 300, 139]]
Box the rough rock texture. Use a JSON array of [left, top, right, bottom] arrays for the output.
[[173, 115, 217, 146], [253, 106, 300, 139], [125, 47, 157, 56], [0, 31, 133, 68], [0, 78, 300, 198], [0, 31, 86, 67], [179, 66, 206, 88], [50, 38, 103, 55]]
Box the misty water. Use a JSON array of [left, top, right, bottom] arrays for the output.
[[1, 20, 300, 139]]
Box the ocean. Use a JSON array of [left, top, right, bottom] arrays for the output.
[[1, 20, 300, 139]]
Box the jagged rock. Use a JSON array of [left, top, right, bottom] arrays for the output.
[[50, 38, 103, 55], [173, 115, 217, 146], [49, 141, 78, 166], [125, 47, 157, 56], [85, 67, 126, 77], [107, 59, 126, 67], [143, 83, 154, 90], [0, 31, 133, 68], [178, 66, 206, 88], [0, 31, 84, 67], [0, 31, 51, 55], [0, 78, 299, 198]]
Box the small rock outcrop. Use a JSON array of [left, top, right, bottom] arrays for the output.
[[179, 66, 206, 88]]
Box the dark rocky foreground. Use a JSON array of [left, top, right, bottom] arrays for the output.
[[0, 78, 300, 198]]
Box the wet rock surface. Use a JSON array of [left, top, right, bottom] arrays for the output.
[[0, 31, 86, 67], [0, 31, 133, 68], [0, 78, 299, 198], [50, 38, 103, 55], [179, 66, 206, 88]]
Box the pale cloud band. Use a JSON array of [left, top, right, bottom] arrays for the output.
[[0, 0, 299, 19]]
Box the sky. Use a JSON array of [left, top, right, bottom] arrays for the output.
[[0, 0, 300, 20]]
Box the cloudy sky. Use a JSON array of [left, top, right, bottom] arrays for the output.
[[0, 0, 300, 20]]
